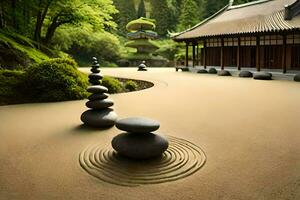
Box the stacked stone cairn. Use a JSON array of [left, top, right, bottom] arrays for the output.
[[81, 57, 118, 127], [112, 117, 169, 159], [138, 61, 147, 71]]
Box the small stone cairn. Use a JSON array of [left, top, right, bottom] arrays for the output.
[[81, 57, 118, 127], [138, 61, 147, 71], [112, 117, 169, 159]]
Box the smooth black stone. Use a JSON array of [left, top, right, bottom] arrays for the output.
[[88, 93, 108, 101], [116, 117, 160, 133], [294, 73, 300, 82], [138, 68, 147, 71], [208, 68, 217, 74], [81, 108, 117, 127], [92, 65, 99, 68], [253, 72, 272, 80], [218, 70, 231, 76], [197, 69, 208, 73], [89, 73, 103, 80], [92, 57, 97, 61], [86, 99, 114, 109], [112, 132, 169, 159], [87, 85, 108, 93], [239, 71, 253, 78], [92, 61, 98, 65], [91, 68, 100, 73], [89, 79, 101, 85]]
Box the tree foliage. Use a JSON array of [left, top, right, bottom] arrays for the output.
[[178, 0, 200, 31], [150, 0, 172, 37], [0, 0, 117, 45], [113, 0, 136, 36], [137, 0, 146, 18]]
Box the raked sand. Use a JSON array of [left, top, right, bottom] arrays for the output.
[[1, 68, 300, 199]]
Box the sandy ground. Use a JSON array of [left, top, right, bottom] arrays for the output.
[[1, 67, 300, 200]]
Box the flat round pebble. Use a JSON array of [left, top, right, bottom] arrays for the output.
[[253, 72, 272, 80], [112, 132, 169, 159], [81, 108, 117, 127], [88, 93, 108, 101], [294, 73, 300, 82], [239, 71, 253, 78], [197, 69, 208, 73], [218, 70, 231, 76], [89, 80, 101, 85], [208, 68, 217, 74], [87, 85, 108, 93], [89, 73, 103, 80], [116, 117, 160, 133], [86, 99, 114, 109], [91, 68, 100, 73]]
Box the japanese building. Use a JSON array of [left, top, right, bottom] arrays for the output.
[[172, 0, 300, 73]]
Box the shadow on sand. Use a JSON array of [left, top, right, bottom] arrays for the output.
[[71, 124, 113, 135]]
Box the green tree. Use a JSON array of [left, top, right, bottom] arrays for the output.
[[137, 0, 146, 18], [150, 0, 171, 37], [0, 0, 118, 46], [42, 0, 118, 45], [204, 0, 227, 18], [178, 0, 199, 31], [113, 0, 136, 36]]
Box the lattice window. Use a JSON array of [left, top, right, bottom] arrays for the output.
[[206, 38, 221, 47], [287, 34, 300, 44], [240, 36, 256, 46], [224, 38, 238, 46], [260, 35, 283, 45]]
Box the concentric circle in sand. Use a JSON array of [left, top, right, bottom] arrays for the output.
[[79, 136, 206, 186]]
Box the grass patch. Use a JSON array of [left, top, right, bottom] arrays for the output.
[[0, 69, 25, 105], [0, 31, 50, 64]]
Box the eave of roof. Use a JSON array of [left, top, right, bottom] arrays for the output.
[[172, 0, 300, 41]]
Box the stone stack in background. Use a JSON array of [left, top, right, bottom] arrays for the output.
[[81, 57, 117, 128]]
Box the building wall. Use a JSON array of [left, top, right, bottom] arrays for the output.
[[200, 33, 300, 71]]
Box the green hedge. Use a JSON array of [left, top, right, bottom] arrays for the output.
[[124, 80, 138, 91], [22, 58, 88, 102], [0, 69, 24, 105], [101, 76, 123, 94]]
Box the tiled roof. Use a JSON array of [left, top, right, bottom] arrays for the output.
[[173, 0, 300, 40]]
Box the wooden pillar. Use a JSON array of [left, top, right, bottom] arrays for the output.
[[192, 43, 196, 67], [221, 37, 224, 70], [197, 43, 199, 65], [237, 37, 241, 70], [203, 39, 207, 69], [282, 34, 287, 73], [256, 36, 260, 71], [185, 42, 189, 67]]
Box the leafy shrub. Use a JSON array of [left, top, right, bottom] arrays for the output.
[[124, 80, 138, 91], [22, 58, 88, 102], [53, 29, 121, 66], [47, 58, 78, 68], [0, 69, 24, 105], [155, 39, 184, 61], [101, 76, 122, 94]]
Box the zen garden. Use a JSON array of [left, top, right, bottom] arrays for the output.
[[1, 0, 300, 199]]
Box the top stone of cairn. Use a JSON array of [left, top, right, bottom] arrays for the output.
[[116, 117, 160, 133]]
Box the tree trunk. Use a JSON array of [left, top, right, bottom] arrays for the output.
[[34, 0, 51, 46], [0, 1, 4, 28], [11, 0, 17, 29], [44, 16, 60, 45]]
